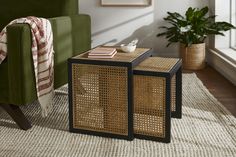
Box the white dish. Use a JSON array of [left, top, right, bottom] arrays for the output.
[[120, 44, 136, 53]]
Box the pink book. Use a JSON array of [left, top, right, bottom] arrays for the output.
[[88, 50, 117, 59], [89, 47, 116, 55]]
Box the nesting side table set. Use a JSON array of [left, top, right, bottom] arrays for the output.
[[68, 47, 182, 143]]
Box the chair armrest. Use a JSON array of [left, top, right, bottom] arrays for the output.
[[71, 14, 91, 56], [4, 15, 87, 105], [48, 16, 73, 88], [7, 24, 37, 105]]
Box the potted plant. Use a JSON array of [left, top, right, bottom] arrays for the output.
[[157, 6, 235, 70]]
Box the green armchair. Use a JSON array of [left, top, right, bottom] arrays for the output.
[[0, 0, 91, 130]]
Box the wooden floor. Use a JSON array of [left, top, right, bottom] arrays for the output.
[[184, 65, 236, 117]]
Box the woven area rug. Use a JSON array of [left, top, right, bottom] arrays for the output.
[[0, 74, 235, 157]]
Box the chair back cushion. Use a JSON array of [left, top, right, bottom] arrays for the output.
[[0, 0, 78, 30]]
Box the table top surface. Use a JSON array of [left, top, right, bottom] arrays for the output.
[[72, 47, 151, 63], [134, 57, 181, 73]]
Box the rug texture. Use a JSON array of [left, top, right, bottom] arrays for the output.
[[0, 74, 235, 157]]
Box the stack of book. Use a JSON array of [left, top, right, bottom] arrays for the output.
[[88, 47, 117, 58]]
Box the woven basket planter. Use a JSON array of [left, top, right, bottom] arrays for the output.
[[180, 43, 206, 70]]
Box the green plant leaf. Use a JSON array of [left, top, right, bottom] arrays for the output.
[[185, 7, 195, 21], [198, 7, 209, 18], [156, 6, 236, 47], [167, 12, 184, 20], [166, 42, 172, 47], [156, 32, 167, 37], [207, 15, 216, 19], [159, 26, 169, 29], [214, 22, 236, 31]]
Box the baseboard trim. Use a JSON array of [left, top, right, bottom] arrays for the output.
[[207, 49, 236, 86]]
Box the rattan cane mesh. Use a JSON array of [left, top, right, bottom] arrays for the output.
[[72, 64, 128, 135], [134, 57, 178, 113], [134, 57, 179, 72], [134, 75, 166, 138]]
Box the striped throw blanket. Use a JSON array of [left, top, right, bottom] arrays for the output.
[[0, 16, 54, 117]]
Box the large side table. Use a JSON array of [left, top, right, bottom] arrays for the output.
[[68, 47, 152, 140]]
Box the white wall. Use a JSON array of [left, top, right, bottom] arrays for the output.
[[79, 0, 209, 57]]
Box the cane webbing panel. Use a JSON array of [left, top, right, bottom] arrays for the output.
[[134, 75, 166, 138], [73, 47, 150, 63], [171, 75, 176, 112], [72, 63, 128, 135], [134, 57, 179, 72]]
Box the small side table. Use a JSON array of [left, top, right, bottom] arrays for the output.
[[133, 57, 182, 143], [68, 47, 152, 140]]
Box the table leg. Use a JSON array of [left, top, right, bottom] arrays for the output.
[[175, 67, 182, 118]]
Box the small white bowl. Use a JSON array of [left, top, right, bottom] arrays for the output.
[[120, 44, 136, 53]]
